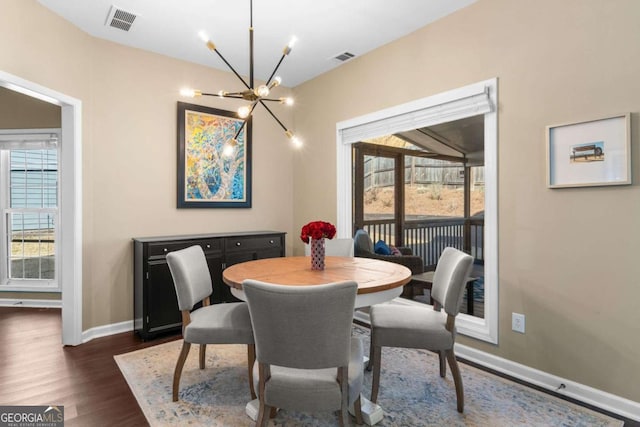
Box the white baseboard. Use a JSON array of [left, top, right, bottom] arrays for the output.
[[353, 308, 639, 422], [81, 319, 133, 343], [0, 298, 62, 308], [455, 343, 640, 422]]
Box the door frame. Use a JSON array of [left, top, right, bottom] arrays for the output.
[[336, 78, 498, 344], [353, 144, 405, 244], [0, 70, 83, 346]]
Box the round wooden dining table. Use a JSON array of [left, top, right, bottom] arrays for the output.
[[224, 255, 408, 424], [222, 256, 412, 309]]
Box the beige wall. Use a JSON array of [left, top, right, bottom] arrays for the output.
[[1, 1, 295, 331], [292, 0, 640, 402], [0, 87, 61, 128]]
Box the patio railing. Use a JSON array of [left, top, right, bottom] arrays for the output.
[[362, 217, 484, 270]]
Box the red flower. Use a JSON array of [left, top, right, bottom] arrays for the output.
[[300, 221, 337, 243]]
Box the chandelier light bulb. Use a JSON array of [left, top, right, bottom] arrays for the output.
[[238, 105, 251, 118], [198, 31, 209, 43], [269, 76, 282, 90], [285, 130, 302, 148], [179, 88, 198, 98], [255, 85, 270, 97], [280, 97, 294, 106], [222, 143, 235, 158], [284, 36, 297, 55], [218, 90, 227, 98]]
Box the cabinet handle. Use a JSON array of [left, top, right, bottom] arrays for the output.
[[269, 240, 274, 244], [163, 248, 168, 253], [206, 244, 211, 248], [236, 242, 241, 246]]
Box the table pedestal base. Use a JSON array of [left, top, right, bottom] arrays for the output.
[[245, 395, 384, 425], [245, 399, 261, 422], [351, 395, 384, 425]]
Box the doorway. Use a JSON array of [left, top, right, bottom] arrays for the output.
[[0, 70, 83, 345]]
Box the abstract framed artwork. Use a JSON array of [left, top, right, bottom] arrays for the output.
[[177, 102, 251, 208], [546, 113, 631, 188]]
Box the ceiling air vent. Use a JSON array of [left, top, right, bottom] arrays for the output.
[[333, 52, 356, 62], [105, 5, 138, 32]]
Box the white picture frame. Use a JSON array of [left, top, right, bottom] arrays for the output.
[[546, 113, 631, 188]]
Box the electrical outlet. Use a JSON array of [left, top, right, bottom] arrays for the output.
[[512, 312, 525, 333]]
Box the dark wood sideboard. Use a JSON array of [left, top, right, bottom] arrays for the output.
[[133, 230, 286, 340]]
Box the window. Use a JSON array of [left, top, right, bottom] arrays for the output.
[[338, 79, 498, 343], [0, 130, 59, 290]]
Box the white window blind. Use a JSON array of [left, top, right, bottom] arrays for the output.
[[0, 133, 58, 150], [340, 88, 493, 145]]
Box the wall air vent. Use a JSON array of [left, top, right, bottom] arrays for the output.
[[105, 5, 138, 32], [333, 52, 356, 62]]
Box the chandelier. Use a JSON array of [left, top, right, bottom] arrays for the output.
[[180, 0, 301, 155]]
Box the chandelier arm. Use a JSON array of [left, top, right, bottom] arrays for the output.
[[260, 98, 286, 102], [213, 49, 251, 90], [200, 92, 245, 99], [259, 100, 288, 132], [249, 0, 254, 88], [221, 92, 247, 98], [266, 54, 287, 86], [232, 120, 247, 141], [249, 30, 254, 89]]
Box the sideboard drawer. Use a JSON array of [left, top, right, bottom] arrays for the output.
[[225, 236, 282, 252], [148, 239, 222, 257]]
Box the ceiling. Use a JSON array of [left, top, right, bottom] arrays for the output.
[[37, 0, 476, 87], [397, 115, 485, 165]]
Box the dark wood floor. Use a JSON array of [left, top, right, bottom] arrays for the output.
[[0, 307, 179, 427], [1, 307, 635, 427]]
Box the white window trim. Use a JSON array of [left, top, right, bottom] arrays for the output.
[[0, 70, 83, 346], [337, 78, 499, 344]]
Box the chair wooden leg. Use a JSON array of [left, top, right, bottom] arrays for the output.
[[269, 406, 278, 419], [199, 344, 207, 369], [247, 344, 256, 400], [256, 401, 270, 427], [338, 366, 349, 427], [172, 341, 191, 402], [353, 394, 363, 425], [370, 345, 382, 403], [439, 350, 446, 378], [256, 363, 272, 426], [445, 349, 464, 413], [366, 335, 374, 372]]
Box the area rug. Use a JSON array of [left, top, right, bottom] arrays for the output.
[[115, 326, 622, 426]]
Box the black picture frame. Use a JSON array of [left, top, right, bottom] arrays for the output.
[[177, 102, 252, 208]]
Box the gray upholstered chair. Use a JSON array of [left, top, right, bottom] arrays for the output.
[[166, 245, 255, 402], [353, 229, 424, 275], [367, 247, 473, 412], [304, 237, 355, 257], [242, 279, 364, 426]]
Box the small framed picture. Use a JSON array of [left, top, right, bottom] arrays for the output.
[[546, 113, 631, 188]]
